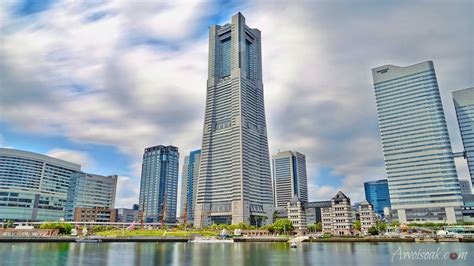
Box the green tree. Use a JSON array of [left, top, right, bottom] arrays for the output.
[[368, 225, 379, 236], [354, 220, 361, 231], [273, 219, 294, 234], [307, 224, 316, 232], [314, 222, 322, 232], [40, 222, 73, 234], [377, 222, 387, 233]]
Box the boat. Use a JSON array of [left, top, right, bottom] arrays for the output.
[[290, 242, 297, 248], [75, 239, 102, 243]]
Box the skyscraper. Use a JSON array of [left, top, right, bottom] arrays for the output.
[[372, 61, 462, 224], [139, 145, 179, 223], [65, 173, 117, 221], [459, 180, 472, 195], [272, 151, 308, 208], [179, 149, 201, 224], [364, 179, 391, 217], [194, 13, 274, 227], [453, 87, 474, 187]]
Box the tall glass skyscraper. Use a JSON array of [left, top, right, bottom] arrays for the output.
[[272, 151, 308, 208], [194, 13, 274, 227], [139, 145, 179, 223], [179, 149, 201, 224], [372, 61, 462, 223], [364, 179, 391, 217], [65, 173, 117, 221], [0, 148, 81, 221], [453, 87, 474, 187]]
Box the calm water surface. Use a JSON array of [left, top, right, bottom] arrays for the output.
[[0, 242, 473, 266]]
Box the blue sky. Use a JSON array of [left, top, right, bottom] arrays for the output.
[[1, 0, 473, 208]]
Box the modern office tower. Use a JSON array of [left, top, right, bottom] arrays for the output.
[[194, 13, 274, 227], [364, 179, 391, 217], [453, 87, 474, 186], [139, 145, 179, 223], [272, 151, 308, 207], [459, 180, 472, 195], [65, 173, 117, 221], [0, 148, 81, 221], [179, 149, 201, 225], [372, 61, 463, 223]]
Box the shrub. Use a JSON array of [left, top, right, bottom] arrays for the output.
[[40, 222, 73, 235], [368, 226, 379, 236]]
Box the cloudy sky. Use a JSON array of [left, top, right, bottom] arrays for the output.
[[1, 0, 473, 209]]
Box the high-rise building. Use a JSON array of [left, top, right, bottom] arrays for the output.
[[0, 148, 81, 221], [194, 13, 274, 227], [453, 87, 474, 186], [139, 145, 179, 223], [459, 180, 472, 195], [65, 173, 117, 221], [116, 208, 138, 223], [372, 61, 463, 223], [364, 179, 391, 217], [179, 149, 201, 224], [305, 201, 331, 225], [272, 151, 308, 207]]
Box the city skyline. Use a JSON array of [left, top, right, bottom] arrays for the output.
[[1, 1, 472, 210]]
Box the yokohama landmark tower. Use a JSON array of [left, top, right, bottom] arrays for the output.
[[194, 13, 274, 227]]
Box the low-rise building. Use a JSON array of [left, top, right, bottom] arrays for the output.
[[305, 201, 331, 225], [287, 195, 307, 231], [74, 207, 116, 223], [322, 191, 353, 235], [116, 208, 138, 223], [358, 200, 376, 235]]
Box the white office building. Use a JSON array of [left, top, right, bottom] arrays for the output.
[[272, 151, 308, 208], [372, 61, 463, 224]]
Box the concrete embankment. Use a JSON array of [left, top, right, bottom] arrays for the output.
[[233, 237, 289, 242], [0, 237, 190, 243], [307, 237, 415, 242]]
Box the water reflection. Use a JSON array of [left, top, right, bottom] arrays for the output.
[[0, 242, 473, 266]]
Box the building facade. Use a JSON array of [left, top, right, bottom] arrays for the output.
[[322, 191, 353, 236], [287, 195, 307, 231], [453, 88, 474, 187], [272, 151, 308, 208], [372, 61, 463, 223], [74, 207, 116, 223], [364, 179, 391, 217], [65, 173, 117, 221], [358, 200, 377, 235], [179, 150, 201, 225], [194, 13, 274, 227], [116, 208, 138, 223], [139, 145, 179, 223], [0, 148, 81, 221], [305, 201, 331, 225], [459, 180, 472, 195]]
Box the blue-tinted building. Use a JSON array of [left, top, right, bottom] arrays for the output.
[[453, 88, 474, 187], [372, 61, 462, 223], [364, 179, 391, 217], [139, 145, 179, 223], [179, 149, 201, 224]]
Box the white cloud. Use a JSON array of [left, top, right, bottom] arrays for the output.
[[46, 148, 94, 169], [1, 1, 472, 207], [115, 176, 140, 208]]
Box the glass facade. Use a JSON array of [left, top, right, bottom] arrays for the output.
[[0, 148, 81, 221], [364, 179, 391, 217], [139, 145, 179, 223], [453, 88, 474, 187], [272, 151, 308, 208], [65, 173, 117, 221], [195, 13, 273, 227], [372, 61, 462, 223], [179, 149, 201, 224]]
